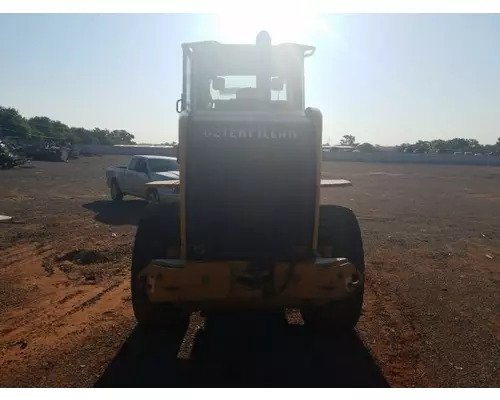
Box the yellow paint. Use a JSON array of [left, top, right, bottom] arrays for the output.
[[138, 257, 363, 306]]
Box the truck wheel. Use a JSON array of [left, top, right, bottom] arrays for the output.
[[131, 202, 190, 332], [110, 179, 124, 202], [147, 189, 161, 204], [301, 205, 365, 335]]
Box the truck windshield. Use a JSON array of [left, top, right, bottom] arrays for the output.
[[148, 159, 179, 172]]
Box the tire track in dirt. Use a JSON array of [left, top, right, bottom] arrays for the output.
[[0, 239, 133, 387], [0, 275, 132, 387]]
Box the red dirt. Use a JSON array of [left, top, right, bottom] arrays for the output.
[[1, 156, 499, 387]]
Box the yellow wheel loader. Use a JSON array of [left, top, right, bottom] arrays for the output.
[[131, 31, 365, 335]]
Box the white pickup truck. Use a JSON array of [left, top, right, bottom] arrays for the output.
[[106, 155, 180, 203]]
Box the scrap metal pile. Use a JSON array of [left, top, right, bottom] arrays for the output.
[[0, 137, 80, 166], [0, 139, 30, 169], [24, 140, 70, 162]]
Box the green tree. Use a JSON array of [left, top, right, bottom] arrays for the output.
[[340, 134, 357, 146], [90, 128, 112, 145], [430, 139, 447, 152], [106, 129, 136, 145], [0, 107, 33, 138], [398, 137, 497, 154], [396, 142, 411, 152], [28, 116, 55, 139], [1, 104, 137, 145], [357, 143, 379, 153]]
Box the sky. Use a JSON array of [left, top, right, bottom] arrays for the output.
[[0, 13, 499, 146]]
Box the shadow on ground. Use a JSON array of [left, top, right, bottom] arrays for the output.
[[95, 315, 389, 388], [83, 200, 147, 226]]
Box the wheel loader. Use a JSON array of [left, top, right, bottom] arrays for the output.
[[131, 31, 365, 334]]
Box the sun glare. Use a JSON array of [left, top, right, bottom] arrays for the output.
[[214, 13, 334, 45]]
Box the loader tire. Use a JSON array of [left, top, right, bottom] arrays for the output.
[[131, 202, 190, 332], [301, 205, 365, 335]]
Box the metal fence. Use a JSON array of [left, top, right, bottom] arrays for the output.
[[321, 151, 500, 166], [76, 144, 500, 167]]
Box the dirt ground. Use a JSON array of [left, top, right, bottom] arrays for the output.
[[1, 155, 499, 388]]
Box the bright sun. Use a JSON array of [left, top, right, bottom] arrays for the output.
[[214, 13, 334, 45]]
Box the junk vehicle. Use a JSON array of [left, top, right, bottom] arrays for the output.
[[106, 155, 180, 204], [0, 139, 30, 169], [131, 31, 364, 335], [24, 140, 69, 162]]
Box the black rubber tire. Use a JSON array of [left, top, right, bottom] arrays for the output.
[[110, 179, 124, 202], [131, 202, 190, 332], [301, 204, 365, 335], [147, 189, 161, 205]]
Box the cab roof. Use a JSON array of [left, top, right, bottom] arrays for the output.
[[182, 41, 316, 58]]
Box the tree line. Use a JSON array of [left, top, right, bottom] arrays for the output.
[[396, 138, 500, 154], [0, 106, 136, 145], [338, 135, 500, 154], [3, 105, 499, 151]]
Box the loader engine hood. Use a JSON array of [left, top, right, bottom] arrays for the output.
[[185, 111, 318, 261]]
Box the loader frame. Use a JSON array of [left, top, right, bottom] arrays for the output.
[[136, 32, 363, 311]]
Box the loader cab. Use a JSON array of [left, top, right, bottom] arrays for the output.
[[174, 32, 322, 262], [176, 31, 315, 114]]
